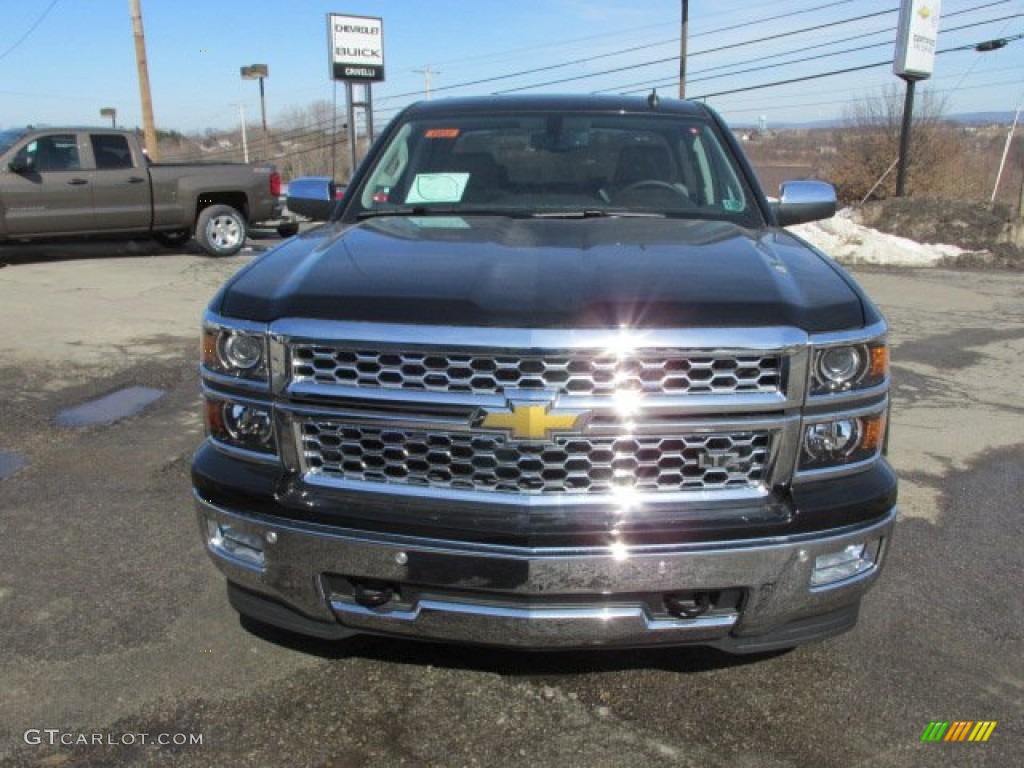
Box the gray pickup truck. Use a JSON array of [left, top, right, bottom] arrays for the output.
[[0, 127, 282, 256]]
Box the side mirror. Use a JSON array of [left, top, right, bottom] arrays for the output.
[[286, 176, 338, 221], [9, 155, 34, 174], [772, 180, 837, 226]]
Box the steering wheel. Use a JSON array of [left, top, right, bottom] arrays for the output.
[[616, 179, 692, 203]]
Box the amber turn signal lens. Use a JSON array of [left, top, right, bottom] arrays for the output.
[[204, 398, 225, 436], [201, 331, 219, 369], [868, 344, 889, 380], [860, 411, 887, 453]]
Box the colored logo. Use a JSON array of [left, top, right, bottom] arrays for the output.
[[477, 403, 587, 441], [920, 721, 997, 742]]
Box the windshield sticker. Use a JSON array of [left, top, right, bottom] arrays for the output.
[[405, 173, 470, 204], [722, 196, 744, 212], [425, 128, 460, 139]]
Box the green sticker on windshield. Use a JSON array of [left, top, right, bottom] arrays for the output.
[[405, 173, 470, 204], [723, 196, 744, 212]]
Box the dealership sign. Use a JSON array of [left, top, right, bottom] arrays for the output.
[[328, 13, 384, 82], [894, 0, 941, 80]]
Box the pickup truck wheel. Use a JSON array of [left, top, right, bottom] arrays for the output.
[[153, 230, 191, 248], [276, 221, 300, 238], [196, 205, 248, 257]]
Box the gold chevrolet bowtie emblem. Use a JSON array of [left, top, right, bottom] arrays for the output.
[[479, 403, 587, 441]]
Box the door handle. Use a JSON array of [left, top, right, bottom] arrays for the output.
[[127, 176, 146, 184], [67, 178, 89, 186]]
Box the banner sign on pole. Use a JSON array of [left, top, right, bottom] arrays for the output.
[[894, 0, 941, 80], [328, 14, 385, 82]]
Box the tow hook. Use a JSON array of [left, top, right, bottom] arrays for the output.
[[665, 591, 712, 619], [352, 581, 395, 608]]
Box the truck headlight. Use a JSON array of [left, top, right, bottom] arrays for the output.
[[202, 327, 268, 382], [810, 340, 887, 395], [205, 397, 276, 454], [798, 409, 886, 473]]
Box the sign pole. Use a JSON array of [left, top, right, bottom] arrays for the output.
[[331, 81, 338, 181], [346, 81, 357, 181], [259, 76, 268, 160], [364, 84, 374, 143], [895, 78, 916, 197]]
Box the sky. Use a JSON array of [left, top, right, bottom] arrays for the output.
[[0, 0, 1021, 134]]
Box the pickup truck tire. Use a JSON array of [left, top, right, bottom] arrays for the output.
[[276, 221, 300, 238], [196, 205, 248, 257], [153, 230, 191, 248]]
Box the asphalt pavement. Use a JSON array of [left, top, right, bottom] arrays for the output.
[[0, 239, 1020, 767]]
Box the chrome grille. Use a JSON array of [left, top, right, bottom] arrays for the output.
[[299, 420, 771, 495], [290, 345, 783, 396]]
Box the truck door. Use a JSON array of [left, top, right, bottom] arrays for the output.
[[2, 133, 93, 236], [86, 133, 151, 231]]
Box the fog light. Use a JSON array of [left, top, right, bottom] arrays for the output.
[[208, 519, 265, 568], [811, 540, 880, 587]]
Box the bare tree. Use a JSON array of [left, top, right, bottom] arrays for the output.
[[825, 85, 952, 203], [273, 100, 353, 180]]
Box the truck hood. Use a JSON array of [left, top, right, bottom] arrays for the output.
[[218, 216, 865, 332]]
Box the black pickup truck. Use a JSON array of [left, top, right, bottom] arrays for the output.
[[192, 95, 896, 653], [0, 127, 281, 256]]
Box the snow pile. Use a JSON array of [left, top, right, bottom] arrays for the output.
[[788, 208, 969, 267]]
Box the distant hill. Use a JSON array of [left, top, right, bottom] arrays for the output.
[[946, 111, 1016, 125]]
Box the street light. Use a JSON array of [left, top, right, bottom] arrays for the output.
[[100, 107, 117, 128], [240, 64, 269, 159]]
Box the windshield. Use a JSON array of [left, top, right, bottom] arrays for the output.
[[347, 110, 762, 227], [0, 129, 28, 156]]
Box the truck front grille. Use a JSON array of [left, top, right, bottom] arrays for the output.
[[299, 420, 771, 495], [291, 345, 783, 397]]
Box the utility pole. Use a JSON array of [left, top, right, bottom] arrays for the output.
[[129, 0, 159, 161], [678, 0, 689, 99], [413, 65, 440, 100], [234, 103, 249, 163]]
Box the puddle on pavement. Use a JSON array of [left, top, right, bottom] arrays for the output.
[[0, 452, 28, 480], [56, 386, 166, 428]]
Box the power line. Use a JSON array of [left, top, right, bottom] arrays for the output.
[[430, 0, 854, 71], [491, 8, 901, 95], [493, 1, 1016, 97], [594, 0, 1015, 95], [369, 0, 871, 106], [694, 34, 1024, 101], [0, 0, 60, 61], [611, 12, 1023, 96], [717, 72, 1024, 117]]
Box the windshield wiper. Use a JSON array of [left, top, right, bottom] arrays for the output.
[[357, 206, 431, 220], [357, 207, 532, 220], [530, 209, 665, 219]]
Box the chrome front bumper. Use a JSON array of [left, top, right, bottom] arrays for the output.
[[196, 491, 895, 652]]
